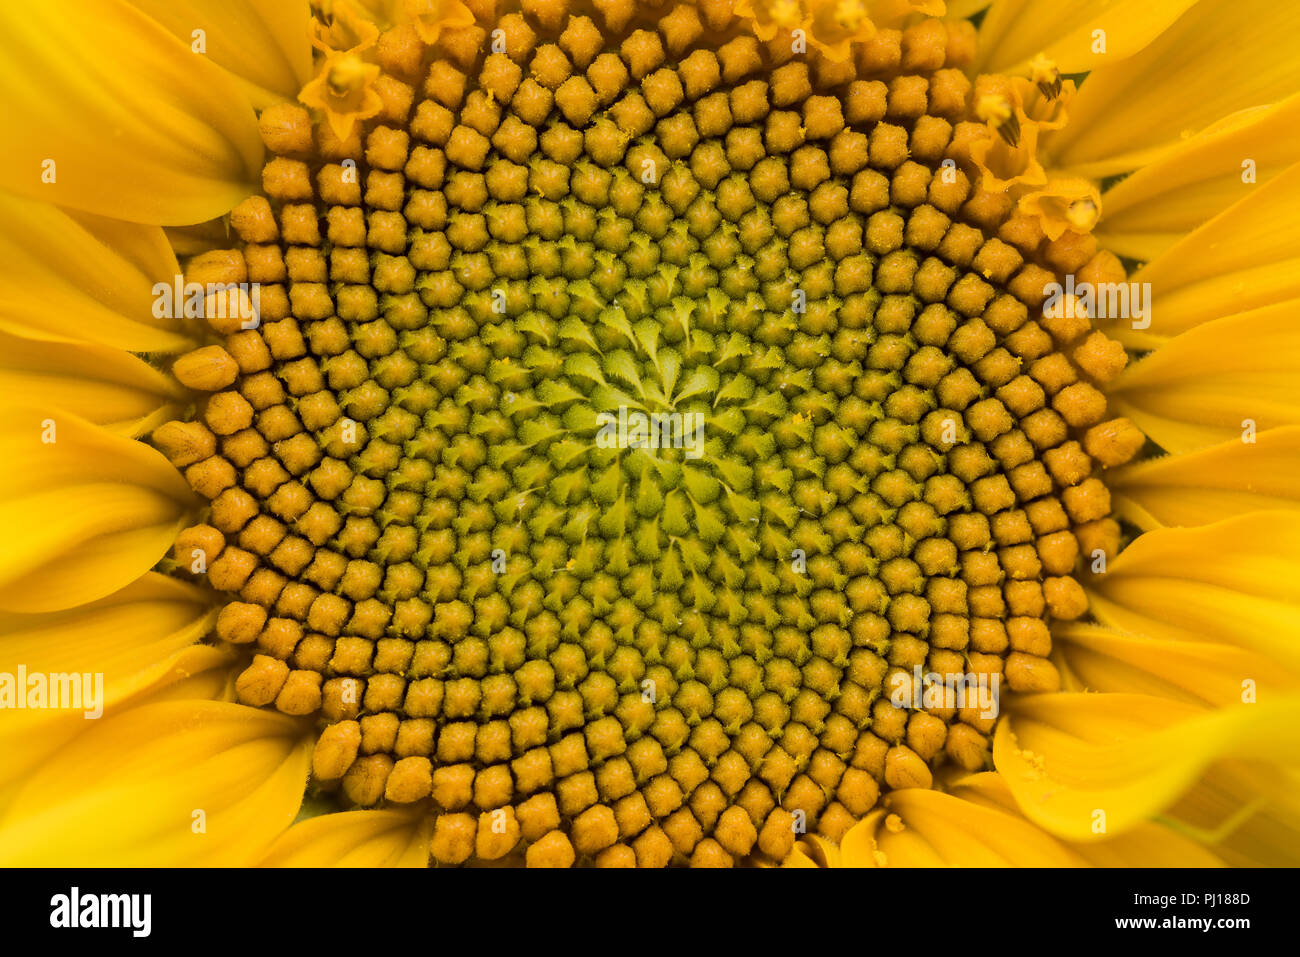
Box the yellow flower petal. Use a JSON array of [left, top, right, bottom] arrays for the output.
[[1113, 166, 1300, 350], [867, 0, 947, 29], [1087, 512, 1300, 672], [1108, 427, 1300, 530], [1164, 765, 1300, 867], [0, 575, 214, 701], [0, 194, 192, 353], [837, 808, 886, 866], [790, 770, 1224, 866], [876, 787, 1088, 865], [867, 818, 950, 866], [974, 0, 1197, 75], [0, 408, 194, 613], [1096, 95, 1300, 261], [1, 0, 263, 225], [0, 331, 184, 436], [0, 641, 232, 814], [782, 846, 824, 867], [164, 219, 240, 259], [995, 692, 1300, 841], [126, 0, 313, 108], [1054, 622, 1291, 707], [1074, 822, 1225, 867], [787, 832, 843, 867], [1042, 0, 1300, 178], [1108, 304, 1300, 453], [260, 808, 433, 866], [0, 699, 309, 865], [143, 645, 237, 706], [0, 581, 225, 797], [951, 772, 1224, 866]]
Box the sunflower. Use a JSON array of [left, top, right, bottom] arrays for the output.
[[0, 0, 1297, 869]]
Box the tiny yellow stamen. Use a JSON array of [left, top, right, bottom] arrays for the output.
[[977, 92, 1020, 146], [834, 0, 867, 30], [326, 54, 371, 97], [1067, 197, 1100, 232], [769, 0, 804, 29], [1029, 53, 1063, 100]]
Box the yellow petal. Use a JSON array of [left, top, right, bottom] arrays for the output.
[[786, 833, 842, 868], [0, 407, 194, 613], [0, 331, 184, 436], [1109, 427, 1300, 530], [877, 787, 1088, 865], [1108, 304, 1300, 453], [126, 0, 313, 108], [1165, 764, 1300, 867], [1087, 512, 1300, 672], [351, 0, 403, 26], [143, 645, 238, 707], [827, 775, 1219, 866], [1042, 0, 1300, 178], [945, 0, 991, 16], [0, 574, 215, 699], [995, 692, 1300, 841], [260, 808, 433, 866], [868, 817, 949, 866], [1, 0, 262, 225], [951, 772, 1224, 866], [1096, 95, 1300, 261], [164, 218, 242, 259], [0, 194, 192, 353], [0, 641, 232, 815], [974, 0, 1197, 75], [1074, 822, 1225, 867], [782, 846, 823, 867], [0, 699, 309, 865], [837, 809, 886, 867], [1054, 622, 1292, 707], [0, 579, 225, 795], [864, 1, 948, 28], [1113, 166, 1300, 350]]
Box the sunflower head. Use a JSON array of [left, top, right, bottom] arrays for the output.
[[132, 0, 1154, 868], [6, 0, 1295, 872]]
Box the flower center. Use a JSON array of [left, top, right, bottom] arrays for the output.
[[153, 2, 1138, 867]]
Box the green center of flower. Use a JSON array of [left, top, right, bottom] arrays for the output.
[[152, 1, 1132, 867]]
